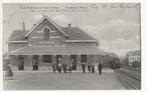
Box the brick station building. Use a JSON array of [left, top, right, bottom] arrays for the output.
[[8, 15, 108, 71]]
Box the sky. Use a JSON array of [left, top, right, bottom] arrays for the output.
[[2, 3, 141, 56]]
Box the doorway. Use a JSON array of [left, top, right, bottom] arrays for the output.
[[71, 55, 77, 70], [81, 54, 87, 63], [32, 55, 38, 70], [18, 55, 24, 70]]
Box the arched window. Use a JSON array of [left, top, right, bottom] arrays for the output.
[[44, 28, 50, 40]]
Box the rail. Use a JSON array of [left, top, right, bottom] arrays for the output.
[[115, 69, 141, 89]]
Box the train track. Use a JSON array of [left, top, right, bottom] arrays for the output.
[[124, 66, 141, 73], [120, 69, 141, 81], [115, 69, 141, 89]]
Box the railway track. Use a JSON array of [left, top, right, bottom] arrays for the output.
[[115, 69, 141, 89], [124, 66, 141, 73]]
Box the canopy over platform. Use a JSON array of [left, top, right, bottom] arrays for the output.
[[9, 45, 109, 55]]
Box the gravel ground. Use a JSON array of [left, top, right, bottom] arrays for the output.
[[3, 69, 125, 90]]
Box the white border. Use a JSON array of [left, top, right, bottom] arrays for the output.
[[1, 0, 142, 3], [1, 0, 146, 92]]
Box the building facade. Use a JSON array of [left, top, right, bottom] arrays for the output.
[[127, 50, 141, 66], [8, 15, 108, 71]]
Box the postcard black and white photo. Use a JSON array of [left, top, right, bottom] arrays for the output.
[[1, 2, 142, 90]]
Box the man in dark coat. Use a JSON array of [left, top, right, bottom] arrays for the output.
[[58, 62, 62, 73], [92, 64, 95, 73], [68, 64, 72, 73], [62, 64, 67, 73], [88, 63, 91, 73], [98, 62, 103, 75], [82, 63, 86, 73]]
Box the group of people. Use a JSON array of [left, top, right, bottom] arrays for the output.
[[52, 62, 104, 75], [52, 62, 73, 73], [82, 62, 103, 75]]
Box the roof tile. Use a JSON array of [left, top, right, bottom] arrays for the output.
[[8, 30, 28, 41], [61, 27, 96, 40]]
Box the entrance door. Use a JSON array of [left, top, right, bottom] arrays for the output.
[[71, 55, 77, 70], [32, 55, 38, 70], [81, 54, 87, 63], [18, 55, 24, 70]]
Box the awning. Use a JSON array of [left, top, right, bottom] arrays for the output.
[[9, 45, 109, 55]]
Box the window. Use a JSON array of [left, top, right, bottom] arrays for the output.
[[81, 54, 87, 63], [18, 55, 24, 65], [132, 57, 134, 61], [43, 55, 52, 63], [44, 28, 50, 40], [71, 55, 76, 64]]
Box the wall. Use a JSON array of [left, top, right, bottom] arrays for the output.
[[28, 19, 65, 46], [9, 43, 28, 52]]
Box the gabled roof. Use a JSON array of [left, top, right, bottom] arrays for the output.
[[8, 28, 98, 45], [61, 27, 99, 45], [24, 15, 69, 37], [8, 15, 98, 45]]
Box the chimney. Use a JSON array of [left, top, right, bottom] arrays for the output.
[[68, 24, 71, 27], [23, 21, 25, 31]]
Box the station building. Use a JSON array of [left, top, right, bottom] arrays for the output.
[[8, 15, 108, 71]]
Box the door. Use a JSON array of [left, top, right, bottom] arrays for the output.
[[32, 55, 38, 70], [18, 55, 24, 70], [81, 54, 87, 63], [71, 55, 77, 70]]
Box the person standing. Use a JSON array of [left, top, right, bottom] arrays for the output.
[[88, 63, 91, 73], [63, 64, 67, 73], [92, 64, 95, 73], [68, 64, 72, 73], [82, 63, 86, 73], [98, 62, 103, 75], [58, 62, 62, 73]]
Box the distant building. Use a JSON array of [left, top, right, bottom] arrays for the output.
[[7, 15, 108, 71], [127, 50, 141, 66]]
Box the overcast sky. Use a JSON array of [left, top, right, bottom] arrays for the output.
[[3, 3, 141, 56]]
